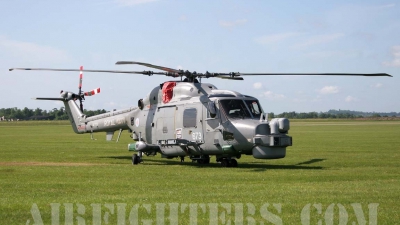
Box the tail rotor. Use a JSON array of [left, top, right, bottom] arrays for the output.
[[77, 66, 101, 112]]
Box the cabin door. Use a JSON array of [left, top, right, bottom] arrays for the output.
[[180, 104, 204, 143], [155, 106, 176, 141]]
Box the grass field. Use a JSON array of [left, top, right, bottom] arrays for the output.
[[0, 120, 399, 224]]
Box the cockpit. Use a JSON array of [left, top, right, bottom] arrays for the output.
[[219, 99, 263, 120]]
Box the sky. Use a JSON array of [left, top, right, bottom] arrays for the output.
[[1, 0, 399, 113]]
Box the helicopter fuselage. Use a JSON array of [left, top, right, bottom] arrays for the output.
[[62, 81, 292, 166]]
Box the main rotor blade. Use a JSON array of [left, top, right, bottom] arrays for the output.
[[216, 76, 244, 80], [238, 73, 393, 77], [9, 68, 167, 75], [10, 67, 392, 78], [116, 61, 181, 74]]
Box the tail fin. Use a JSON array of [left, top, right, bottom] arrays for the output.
[[63, 99, 86, 134], [34, 94, 86, 134]]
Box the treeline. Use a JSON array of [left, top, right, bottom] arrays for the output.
[[0, 107, 107, 121], [326, 109, 400, 118], [271, 110, 399, 119], [1, 107, 398, 121]]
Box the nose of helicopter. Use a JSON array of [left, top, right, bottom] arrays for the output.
[[229, 119, 291, 159], [227, 120, 265, 151]]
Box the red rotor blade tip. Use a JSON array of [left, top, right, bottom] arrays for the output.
[[84, 88, 101, 96]]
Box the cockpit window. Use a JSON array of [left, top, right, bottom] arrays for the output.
[[245, 100, 263, 117], [219, 100, 252, 119]]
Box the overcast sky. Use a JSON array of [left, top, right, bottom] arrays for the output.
[[1, 0, 399, 113]]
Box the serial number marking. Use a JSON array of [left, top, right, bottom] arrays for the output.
[[104, 118, 126, 127], [192, 132, 202, 141]]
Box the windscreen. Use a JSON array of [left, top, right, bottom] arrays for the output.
[[219, 99, 252, 119], [245, 100, 263, 118]]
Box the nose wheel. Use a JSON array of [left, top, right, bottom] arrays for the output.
[[132, 152, 143, 165]]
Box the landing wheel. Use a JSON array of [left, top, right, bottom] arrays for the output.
[[180, 156, 185, 162], [197, 159, 203, 164], [221, 158, 229, 167], [229, 159, 238, 167], [132, 154, 140, 165], [197, 155, 210, 164]]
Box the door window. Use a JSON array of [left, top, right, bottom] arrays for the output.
[[183, 108, 197, 127]]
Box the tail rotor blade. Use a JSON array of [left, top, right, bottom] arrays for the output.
[[84, 88, 101, 96], [79, 66, 84, 112], [79, 66, 83, 94]]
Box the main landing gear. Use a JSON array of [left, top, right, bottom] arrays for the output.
[[218, 158, 238, 167], [197, 155, 210, 164], [189, 155, 210, 164], [132, 153, 238, 167], [188, 155, 238, 167]]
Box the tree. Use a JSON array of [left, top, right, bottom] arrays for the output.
[[269, 112, 275, 119], [23, 107, 33, 119], [34, 108, 43, 116]]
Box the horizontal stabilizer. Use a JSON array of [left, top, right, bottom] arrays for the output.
[[33, 97, 65, 101]]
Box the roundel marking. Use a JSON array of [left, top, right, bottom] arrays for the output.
[[135, 118, 140, 127]]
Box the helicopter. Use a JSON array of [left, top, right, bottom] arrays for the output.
[[9, 62, 392, 167]]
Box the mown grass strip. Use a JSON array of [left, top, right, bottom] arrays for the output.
[[0, 121, 399, 224]]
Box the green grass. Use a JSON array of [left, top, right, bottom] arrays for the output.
[[0, 120, 399, 224]]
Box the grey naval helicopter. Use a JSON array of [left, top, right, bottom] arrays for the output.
[[9, 62, 392, 167]]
